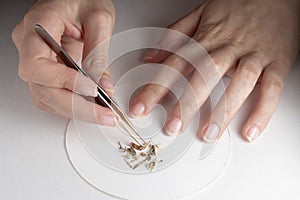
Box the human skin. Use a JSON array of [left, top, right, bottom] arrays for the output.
[[129, 0, 300, 142], [12, 0, 300, 142], [12, 0, 116, 126]]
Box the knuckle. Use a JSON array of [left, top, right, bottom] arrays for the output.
[[24, 8, 58, 24], [91, 10, 115, 26], [173, 55, 185, 66], [23, 8, 63, 35], [211, 54, 224, 70], [89, 53, 108, 71], [238, 55, 262, 80], [167, 55, 180, 65], [193, 32, 207, 43], [55, 69, 75, 90], [181, 101, 197, 115], [265, 76, 284, 92], [23, 11, 34, 25], [33, 100, 48, 111], [166, 55, 185, 70], [36, 89, 51, 105], [18, 63, 31, 82], [210, 45, 236, 70], [209, 55, 229, 75], [239, 64, 260, 80], [11, 23, 21, 45], [143, 85, 161, 99], [30, 84, 51, 106]]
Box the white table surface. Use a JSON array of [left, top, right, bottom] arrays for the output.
[[1, 0, 299, 199]]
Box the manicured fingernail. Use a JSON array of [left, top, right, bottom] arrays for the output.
[[203, 123, 220, 143], [131, 102, 145, 117], [99, 115, 116, 126], [100, 76, 114, 91], [144, 49, 160, 61], [78, 85, 97, 97], [166, 117, 182, 135], [247, 125, 260, 142]]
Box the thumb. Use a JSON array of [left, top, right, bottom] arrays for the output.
[[81, 5, 115, 94]]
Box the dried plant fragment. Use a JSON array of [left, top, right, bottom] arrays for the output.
[[126, 146, 136, 156], [118, 140, 163, 172], [132, 157, 148, 169], [118, 141, 126, 152], [147, 160, 163, 172], [149, 144, 157, 156], [147, 161, 155, 172], [124, 159, 133, 169], [134, 154, 140, 161], [130, 142, 144, 151]]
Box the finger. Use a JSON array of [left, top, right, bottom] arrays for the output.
[[17, 17, 64, 80], [130, 42, 236, 119], [61, 36, 114, 97], [32, 97, 63, 117], [61, 35, 84, 65], [130, 50, 193, 118], [28, 83, 65, 116], [16, 18, 97, 97], [144, 4, 206, 63], [62, 36, 111, 97], [131, 39, 215, 119], [164, 45, 237, 135], [242, 63, 287, 142], [99, 72, 114, 96], [81, 6, 115, 91], [201, 53, 264, 142], [23, 58, 97, 97], [11, 20, 24, 47], [30, 83, 116, 126]]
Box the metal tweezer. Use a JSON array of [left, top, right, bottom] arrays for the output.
[[34, 24, 146, 146]]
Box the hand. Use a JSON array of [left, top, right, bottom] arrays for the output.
[[129, 0, 300, 142], [12, 0, 116, 125]]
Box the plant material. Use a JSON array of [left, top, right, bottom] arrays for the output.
[[118, 140, 163, 172]]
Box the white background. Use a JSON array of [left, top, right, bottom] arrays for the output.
[[0, 0, 299, 199]]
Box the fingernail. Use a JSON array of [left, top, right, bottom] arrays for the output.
[[100, 76, 114, 91], [166, 117, 182, 135], [99, 115, 116, 126], [131, 102, 145, 117], [203, 123, 220, 143], [247, 125, 260, 142], [144, 49, 160, 61], [78, 85, 97, 97]]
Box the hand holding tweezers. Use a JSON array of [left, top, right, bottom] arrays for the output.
[[34, 24, 146, 146]]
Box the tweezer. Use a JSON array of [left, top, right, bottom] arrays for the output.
[[34, 24, 146, 146]]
